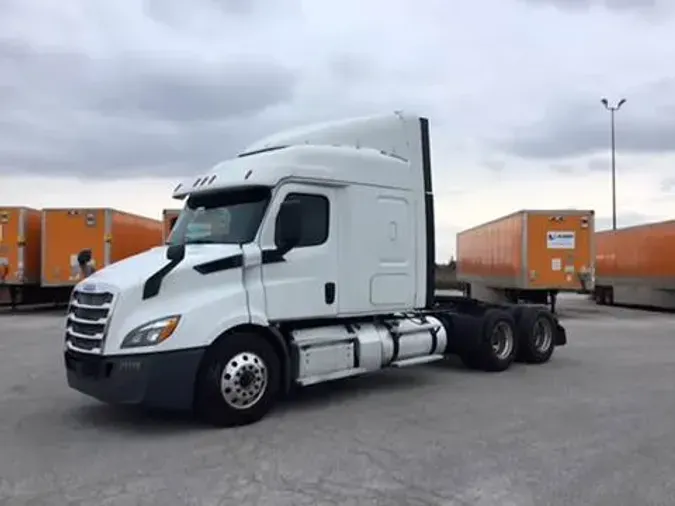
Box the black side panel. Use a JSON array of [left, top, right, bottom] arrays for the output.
[[143, 244, 186, 300], [193, 254, 243, 275], [419, 117, 435, 309], [193, 248, 287, 275], [143, 258, 182, 300]]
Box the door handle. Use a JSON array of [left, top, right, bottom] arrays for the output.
[[324, 282, 336, 305]]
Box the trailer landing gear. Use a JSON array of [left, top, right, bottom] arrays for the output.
[[549, 290, 557, 314]]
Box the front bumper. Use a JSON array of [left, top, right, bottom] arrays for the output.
[[65, 347, 206, 410]]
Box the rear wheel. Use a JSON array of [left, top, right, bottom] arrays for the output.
[[460, 352, 483, 370], [460, 309, 517, 372], [516, 307, 555, 364], [194, 332, 280, 427]]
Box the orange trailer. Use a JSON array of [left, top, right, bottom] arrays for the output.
[[162, 208, 181, 243], [0, 207, 44, 307], [41, 208, 162, 287], [0, 207, 41, 286], [594, 220, 675, 308], [456, 209, 595, 310]]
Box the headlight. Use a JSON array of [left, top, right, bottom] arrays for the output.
[[121, 316, 181, 349]]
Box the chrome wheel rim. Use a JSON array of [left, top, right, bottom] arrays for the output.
[[220, 352, 268, 410], [491, 321, 514, 360], [532, 318, 553, 353]]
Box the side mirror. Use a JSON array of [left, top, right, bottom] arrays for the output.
[[274, 200, 302, 255], [166, 244, 186, 262]]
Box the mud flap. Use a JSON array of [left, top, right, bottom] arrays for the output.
[[554, 321, 567, 346]]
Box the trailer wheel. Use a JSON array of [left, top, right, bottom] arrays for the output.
[[194, 332, 280, 428], [516, 307, 555, 364], [461, 309, 517, 372]]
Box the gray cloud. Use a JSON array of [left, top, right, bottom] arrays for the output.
[[328, 53, 379, 83], [521, 0, 665, 12], [0, 109, 286, 178], [93, 57, 295, 122], [2, 38, 295, 120], [595, 210, 658, 231], [587, 158, 610, 172], [550, 163, 575, 174], [483, 159, 506, 172], [501, 84, 675, 160], [0, 36, 296, 178], [144, 0, 257, 21], [3, 0, 675, 188], [660, 177, 675, 193]]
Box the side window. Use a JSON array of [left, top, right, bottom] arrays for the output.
[[279, 192, 329, 247]]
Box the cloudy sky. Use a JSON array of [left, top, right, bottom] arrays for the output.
[[2, 0, 675, 260]]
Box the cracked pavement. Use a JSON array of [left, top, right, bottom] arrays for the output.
[[1, 294, 675, 505]]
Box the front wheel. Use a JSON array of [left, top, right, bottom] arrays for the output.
[[194, 332, 281, 427]]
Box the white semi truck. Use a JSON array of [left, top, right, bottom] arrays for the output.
[[63, 112, 567, 427]]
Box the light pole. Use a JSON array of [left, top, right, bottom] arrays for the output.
[[601, 97, 626, 230]]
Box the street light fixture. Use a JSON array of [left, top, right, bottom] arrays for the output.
[[601, 97, 626, 230]]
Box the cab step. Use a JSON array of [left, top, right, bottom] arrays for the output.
[[390, 354, 445, 368], [297, 367, 369, 386]]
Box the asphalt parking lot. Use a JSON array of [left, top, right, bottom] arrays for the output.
[[2, 294, 675, 505]]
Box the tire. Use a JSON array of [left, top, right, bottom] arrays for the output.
[[461, 309, 517, 372], [516, 307, 556, 364], [194, 332, 281, 427], [507, 305, 523, 321], [459, 352, 484, 370]]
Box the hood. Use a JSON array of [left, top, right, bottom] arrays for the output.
[[77, 244, 243, 293]]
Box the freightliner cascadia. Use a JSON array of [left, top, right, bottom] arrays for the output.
[[63, 112, 567, 427]]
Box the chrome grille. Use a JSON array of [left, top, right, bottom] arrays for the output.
[[73, 291, 113, 306], [65, 289, 114, 354]]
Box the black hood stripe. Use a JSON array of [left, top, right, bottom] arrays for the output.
[[142, 258, 183, 300], [194, 248, 286, 275], [193, 254, 243, 274], [142, 247, 287, 300]]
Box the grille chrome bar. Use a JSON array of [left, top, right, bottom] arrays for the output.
[[65, 289, 115, 354]]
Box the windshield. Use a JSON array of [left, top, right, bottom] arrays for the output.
[[167, 186, 271, 246]]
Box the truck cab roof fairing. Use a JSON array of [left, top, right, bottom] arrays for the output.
[[172, 111, 427, 200]]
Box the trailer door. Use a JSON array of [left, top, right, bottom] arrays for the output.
[[0, 209, 19, 284], [527, 212, 593, 290]]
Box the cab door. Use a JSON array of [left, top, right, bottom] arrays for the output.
[[258, 184, 339, 321]]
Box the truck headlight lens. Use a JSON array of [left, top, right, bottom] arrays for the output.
[[121, 316, 181, 348]]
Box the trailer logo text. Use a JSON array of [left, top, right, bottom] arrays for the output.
[[546, 231, 575, 249]]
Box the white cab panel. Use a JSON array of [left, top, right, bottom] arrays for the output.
[[259, 183, 339, 321], [336, 185, 419, 315], [241, 111, 417, 162]]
